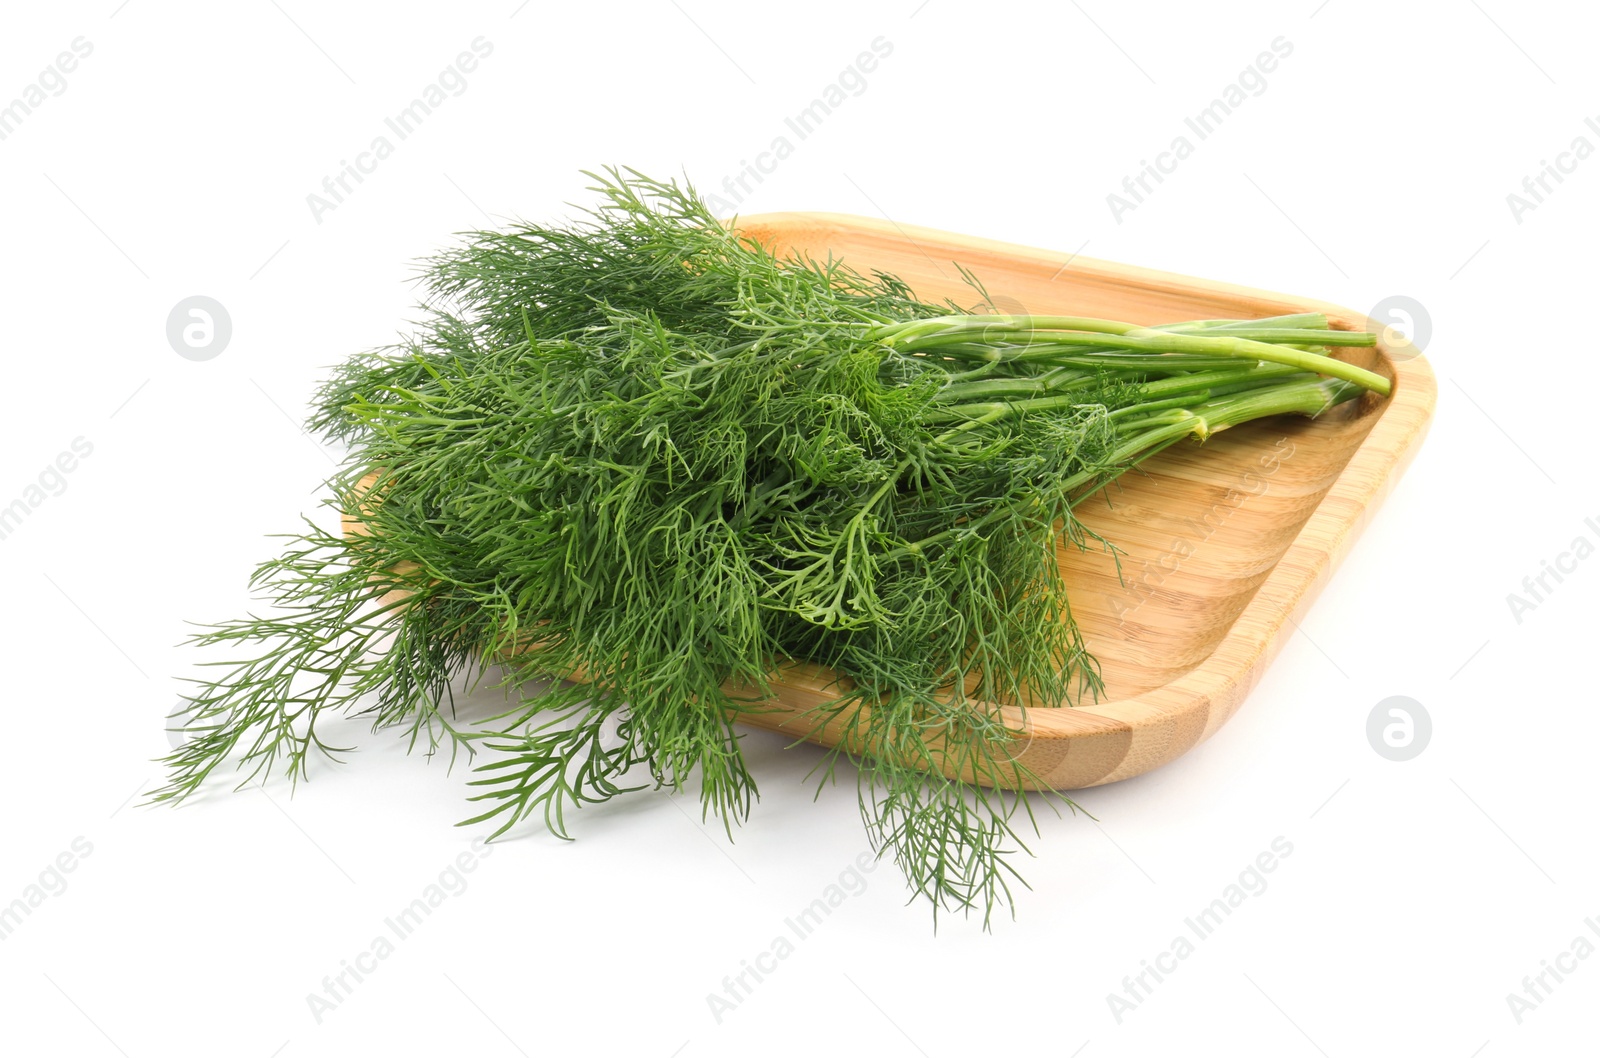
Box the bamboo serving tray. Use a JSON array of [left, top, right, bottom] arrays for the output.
[[711, 212, 1434, 789], [347, 214, 1434, 791]]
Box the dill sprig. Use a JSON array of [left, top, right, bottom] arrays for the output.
[[156, 167, 1384, 925]]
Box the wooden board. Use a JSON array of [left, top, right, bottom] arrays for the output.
[[710, 212, 1435, 790], [345, 214, 1435, 791]]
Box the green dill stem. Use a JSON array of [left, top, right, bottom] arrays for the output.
[[929, 363, 1316, 430], [1067, 376, 1363, 489], [897, 376, 1361, 559], [1152, 312, 1331, 332], [1128, 361, 1306, 399], [975, 351, 1287, 372], [871, 314, 1139, 344], [928, 362, 1298, 425], [1169, 328, 1376, 346], [933, 368, 1098, 405], [878, 315, 1389, 397]]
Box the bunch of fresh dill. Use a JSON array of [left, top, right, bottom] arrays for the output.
[[156, 168, 1386, 922]]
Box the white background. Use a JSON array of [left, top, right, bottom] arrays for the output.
[[1, 1, 1594, 1055]]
